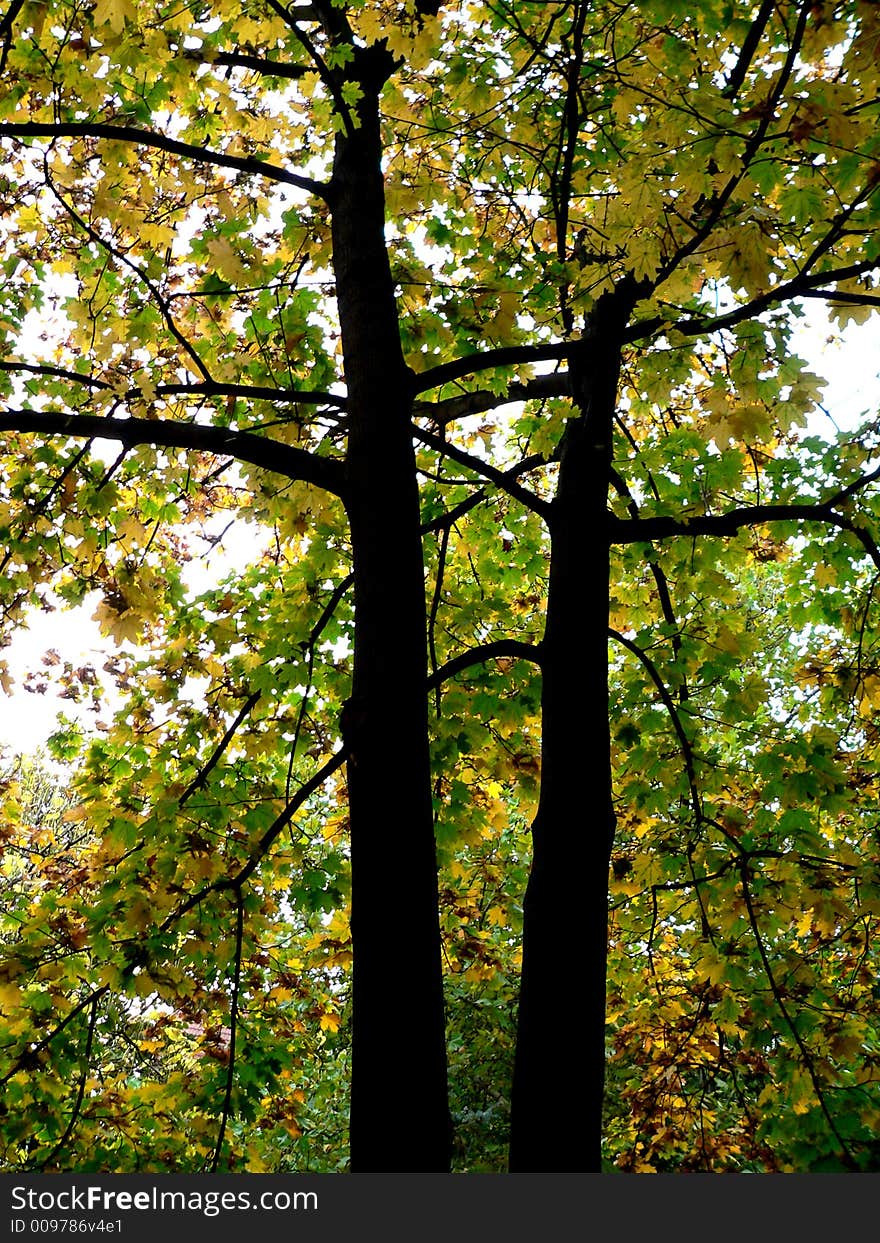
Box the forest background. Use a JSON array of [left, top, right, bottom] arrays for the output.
[[1, 0, 880, 1175]]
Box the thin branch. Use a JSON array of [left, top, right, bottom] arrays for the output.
[[610, 461, 686, 677], [428, 524, 451, 715], [36, 996, 98, 1170], [610, 627, 715, 939], [612, 500, 880, 569], [209, 888, 245, 1173], [0, 986, 108, 1089], [1, 368, 347, 413], [48, 173, 215, 384], [722, 0, 776, 101], [189, 50, 309, 80], [413, 425, 552, 520], [799, 289, 880, 310], [272, 0, 356, 137], [179, 690, 262, 806], [418, 446, 551, 536], [0, 440, 93, 578], [609, 629, 700, 826], [739, 861, 857, 1170], [0, 0, 24, 75], [282, 575, 353, 803], [653, 0, 813, 288], [153, 381, 346, 409], [0, 123, 330, 201], [628, 260, 878, 343], [0, 360, 112, 390], [159, 747, 347, 931], [420, 487, 488, 535]]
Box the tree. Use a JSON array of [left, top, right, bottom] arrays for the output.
[[1, 0, 880, 1174]]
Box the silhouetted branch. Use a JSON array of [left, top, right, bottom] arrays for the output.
[[411, 342, 572, 393], [722, 0, 775, 100], [739, 861, 857, 1170], [415, 371, 569, 426], [612, 498, 880, 570], [180, 691, 263, 807], [426, 639, 542, 691], [0, 122, 329, 199], [414, 425, 552, 520], [0, 987, 108, 1089], [0, 409, 346, 496], [37, 996, 99, 1170], [160, 747, 348, 930], [209, 889, 245, 1173]]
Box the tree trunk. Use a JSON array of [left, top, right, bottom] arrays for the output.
[[331, 78, 450, 1172], [509, 297, 628, 1173]]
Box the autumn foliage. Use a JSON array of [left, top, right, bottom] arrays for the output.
[[1, 0, 880, 1173]]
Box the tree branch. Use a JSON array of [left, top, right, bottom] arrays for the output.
[[653, 0, 813, 289], [609, 629, 701, 826], [285, 572, 353, 801], [36, 996, 98, 1171], [0, 409, 347, 497], [800, 289, 880, 310], [179, 691, 263, 807], [209, 889, 245, 1174], [722, 0, 776, 101], [612, 500, 880, 570], [0, 360, 111, 390], [426, 639, 542, 691], [159, 747, 347, 931], [0, 986, 108, 1090], [0, 123, 330, 201], [428, 524, 451, 715], [413, 425, 552, 520], [189, 50, 310, 81], [153, 381, 346, 410], [47, 172, 215, 384], [273, 0, 356, 137], [410, 342, 572, 394], [628, 260, 878, 343], [414, 371, 569, 426], [739, 861, 857, 1170]]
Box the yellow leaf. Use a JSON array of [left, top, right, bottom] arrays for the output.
[[319, 1011, 341, 1032], [715, 625, 741, 655], [206, 236, 248, 285], [93, 0, 136, 33], [93, 599, 143, 645], [633, 815, 657, 840], [0, 982, 23, 1009], [695, 950, 727, 985]]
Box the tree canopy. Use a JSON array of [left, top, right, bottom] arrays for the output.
[[1, 0, 880, 1174]]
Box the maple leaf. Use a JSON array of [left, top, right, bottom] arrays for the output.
[[93, 0, 136, 34]]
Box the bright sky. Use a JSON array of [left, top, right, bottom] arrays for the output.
[[0, 516, 262, 758], [1, 303, 878, 758]]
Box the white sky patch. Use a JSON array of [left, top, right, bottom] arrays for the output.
[[793, 306, 880, 435], [2, 591, 110, 755]]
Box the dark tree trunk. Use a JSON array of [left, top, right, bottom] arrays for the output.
[[330, 75, 450, 1172], [509, 295, 629, 1173]]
